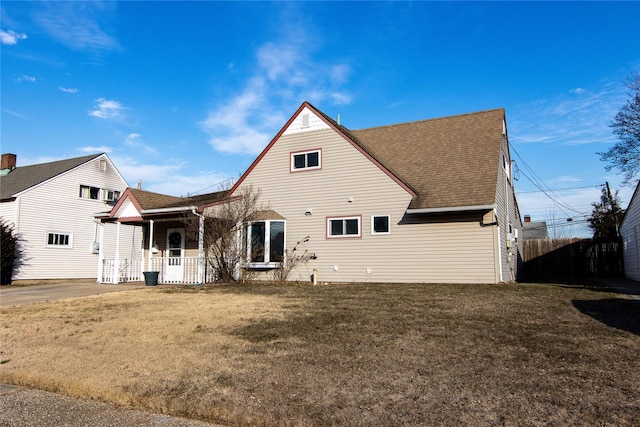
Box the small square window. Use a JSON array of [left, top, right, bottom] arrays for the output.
[[371, 215, 390, 234]]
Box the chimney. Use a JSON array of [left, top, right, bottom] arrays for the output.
[[1, 153, 17, 170], [524, 215, 531, 223], [137, 179, 142, 189]]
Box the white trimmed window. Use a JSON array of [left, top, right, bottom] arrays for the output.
[[246, 220, 285, 268], [371, 215, 390, 235], [291, 149, 321, 172], [46, 232, 72, 248], [327, 216, 361, 238], [79, 185, 100, 200]]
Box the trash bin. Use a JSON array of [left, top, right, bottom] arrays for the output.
[[143, 271, 159, 286]]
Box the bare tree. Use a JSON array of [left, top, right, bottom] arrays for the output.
[[183, 185, 264, 282], [600, 71, 640, 185], [272, 235, 314, 284]]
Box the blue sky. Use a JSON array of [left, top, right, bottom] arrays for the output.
[[2, 1, 639, 237]]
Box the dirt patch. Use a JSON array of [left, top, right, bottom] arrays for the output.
[[1, 282, 638, 426]]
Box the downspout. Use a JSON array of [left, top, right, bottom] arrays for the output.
[[97, 221, 105, 283], [191, 209, 205, 284], [113, 221, 121, 284], [147, 220, 155, 272], [495, 209, 504, 283]]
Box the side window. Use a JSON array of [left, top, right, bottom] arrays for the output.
[[79, 185, 100, 200], [46, 232, 72, 248], [371, 215, 390, 235], [291, 149, 321, 172], [327, 216, 361, 238], [247, 220, 285, 266]]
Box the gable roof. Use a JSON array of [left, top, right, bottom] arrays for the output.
[[350, 108, 506, 210], [231, 102, 506, 211], [107, 187, 229, 220], [0, 153, 104, 200]]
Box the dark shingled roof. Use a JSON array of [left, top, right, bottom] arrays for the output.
[[0, 154, 103, 200], [350, 109, 506, 210], [126, 188, 228, 211]]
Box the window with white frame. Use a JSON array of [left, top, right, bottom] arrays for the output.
[[46, 232, 72, 248], [246, 220, 285, 267], [371, 215, 390, 235], [79, 185, 100, 200], [327, 216, 361, 238], [79, 185, 121, 202], [291, 149, 321, 172]]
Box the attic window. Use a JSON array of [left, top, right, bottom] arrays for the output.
[[291, 149, 321, 172]]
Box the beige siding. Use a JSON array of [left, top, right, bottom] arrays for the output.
[[621, 185, 640, 281], [9, 156, 139, 280], [238, 128, 499, 284]]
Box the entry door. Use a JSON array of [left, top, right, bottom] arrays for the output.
[[165, 228, 185, 282]]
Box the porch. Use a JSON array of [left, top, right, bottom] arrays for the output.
[[100, 257, 218, 285]]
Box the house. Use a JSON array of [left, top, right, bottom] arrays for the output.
[[97, 102, 522, 285], [223, 102, 523, 284], [522, 215, 549, 239], [0, 153, 138, 282], [620, 180, 640, 281], [95, 187, 228, 284]]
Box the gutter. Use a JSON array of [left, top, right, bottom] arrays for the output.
[[140, 206, 198, 214], [406, 204, 495, 214]]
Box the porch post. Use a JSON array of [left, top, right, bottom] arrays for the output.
[[147, 220, 154, 270], [197, 213, 205, 284], [97, 221, 105, 283], [113, 221, 121, 284]]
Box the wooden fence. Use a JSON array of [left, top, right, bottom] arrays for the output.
[[522, 238, 623, 281]]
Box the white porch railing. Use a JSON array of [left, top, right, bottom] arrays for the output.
[[101, 257, 217, 284]]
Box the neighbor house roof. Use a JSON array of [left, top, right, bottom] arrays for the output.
[[0, 153, 103, 200], [349, 108, 506, 210]]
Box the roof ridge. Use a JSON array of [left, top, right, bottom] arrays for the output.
[[353, 108, 505, 132]]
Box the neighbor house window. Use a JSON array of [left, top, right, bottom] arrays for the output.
[[291, 149, 321, 172], [46, 232, 72, 248], [371, 215, 390, 235], [79, 185, 100, 200], [327, 216, 361, 238], [246, 220, 285, 267]]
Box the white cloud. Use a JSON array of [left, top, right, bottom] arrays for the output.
[[1, 29, 27, 45], [89, 98, 126, 120], [200, 18, 354, 155], [510, 80, 626, 147], [15, 75, 36, 83], [79, 145, 112, 153], [59, 86, 78, 93], [111, 156, 230, 196], [124, 133, 158, 155], [34, 2, 119, 52]]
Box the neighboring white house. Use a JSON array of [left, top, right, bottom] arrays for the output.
[[223, 102, 523, 284], [620, 181, 640, 281], [0, 153, 141, 282]]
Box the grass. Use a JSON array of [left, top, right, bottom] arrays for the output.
[[1, 282, 639, 426]]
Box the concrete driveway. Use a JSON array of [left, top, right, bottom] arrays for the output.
[[0, 282, 147, 307]]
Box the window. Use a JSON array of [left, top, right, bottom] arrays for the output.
[[502, 152, 511, 182], [79, 185, 100, 200], [327, 216, 361, 238], [79, 185, 120, 202], [291, 149, 321, 172], [371, 215, 390, 234], [46, 232, 72, 248], [246, 220, 285, 267]]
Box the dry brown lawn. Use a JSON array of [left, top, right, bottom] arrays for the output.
[[1, 282, 638, 426]]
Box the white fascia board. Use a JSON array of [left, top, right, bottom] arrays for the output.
[[406, 204, 496, 214]]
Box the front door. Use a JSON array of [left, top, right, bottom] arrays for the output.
[[165, 228, 185, 282]]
